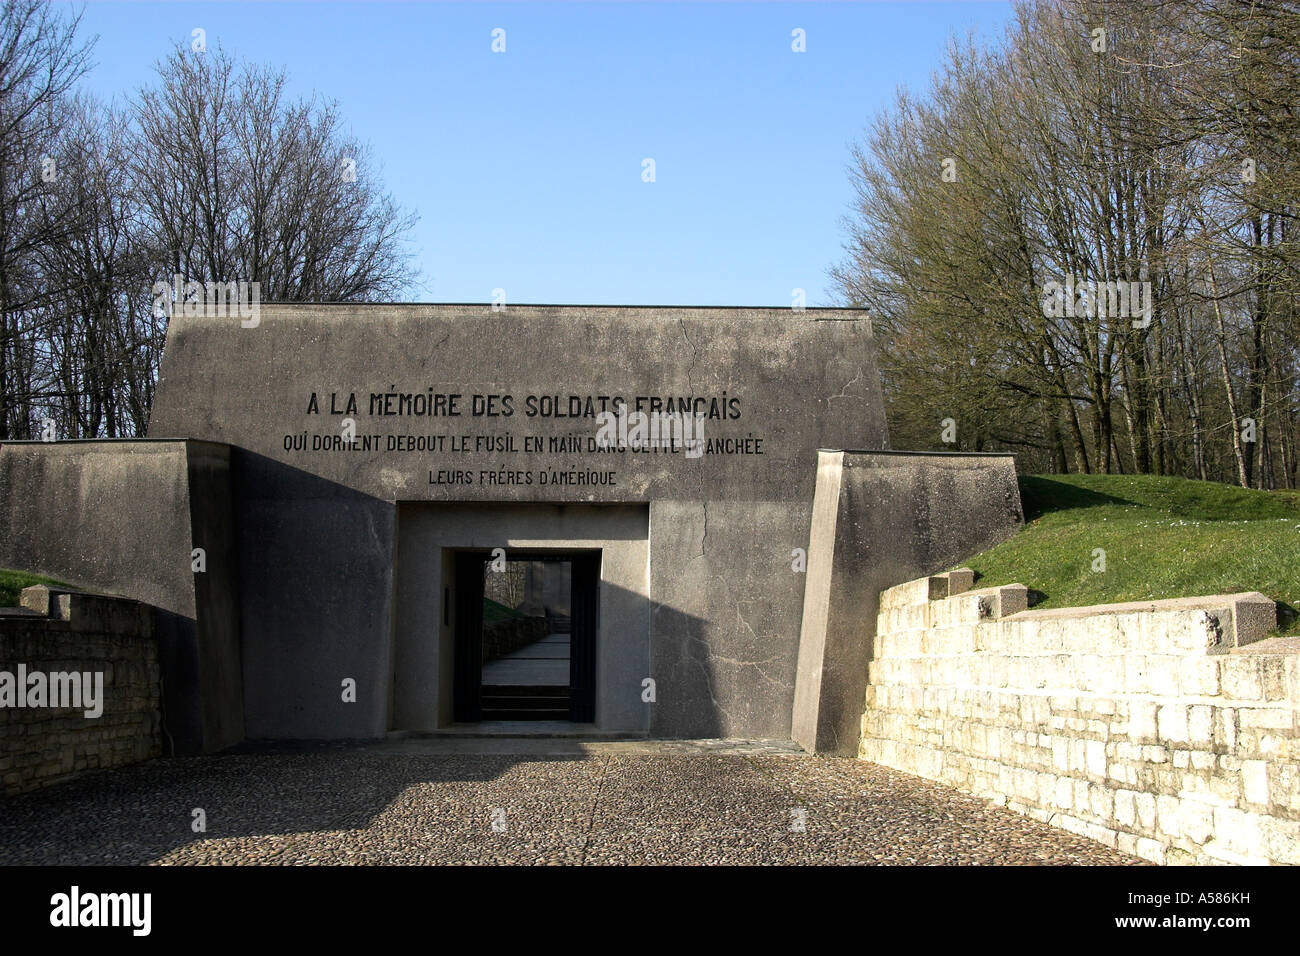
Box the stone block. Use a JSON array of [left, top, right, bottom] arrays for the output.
[[1212, 806, 1264, 858], [1228, 593, 1278, 649], [1148, 656, 1182, 697], [1268, 763, 1300, 815], [1157, 704, 1188, 744], [1165, 846, 1198, 865], [1259, 657, 1288, 701], [1085, 739, 1108, 778], [1129, 701, 1157, 742], [1178, 799, 1215, 844], [1260, 817, 1300, 866], [1135, 792, 1157, 831], [1135, 837, 1165, 864], [1189, 751, 1215, 772], [1051, 737, 1069, 773], [1114, 789, 1136, 827], [879, 576, 945, 610], [1094, 658, 1124, 696], [1123, 656, 1149, 695], [1186, 705, 1214, 745], [1053, 777, 1072, 811], [1072, 779, 1089, 813], [1155, 795, 1181, 837], [1209, 770, 1240, 806], [1214, 708, 1237, 750], [1241, 760, 1270, 807], [1220, 658, 1263, 701], [1088, 784, 1114, 821], [1084, 820, 1119, 848], [1237, 707, 1292, 730], [944, 568, 975, 597]]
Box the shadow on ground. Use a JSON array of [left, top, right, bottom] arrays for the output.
[[0, 743, 1143, 866], [1018, 476, 1137, 521], [0, 743, 558, 865]]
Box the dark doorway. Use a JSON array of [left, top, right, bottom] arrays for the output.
[[452, 550, 598, 722]]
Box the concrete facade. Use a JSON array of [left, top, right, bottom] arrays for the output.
[[143, 304, 889, 742], [0, 304, 1030, 754], [860, 571, 1300, 865]]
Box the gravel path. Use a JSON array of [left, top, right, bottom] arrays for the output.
[[0, 741, 1142, 865]]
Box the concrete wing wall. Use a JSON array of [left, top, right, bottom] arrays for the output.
[[793, 450, 1023, 754], [0, 440, 243, 754], [233, 450, 392, 740]]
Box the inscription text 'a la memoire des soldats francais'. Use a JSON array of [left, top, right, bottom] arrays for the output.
[[284, 389, 768, 489]]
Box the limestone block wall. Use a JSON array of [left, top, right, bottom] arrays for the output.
[[1, 587, 162, 796], [858, 571, 1300, 865]]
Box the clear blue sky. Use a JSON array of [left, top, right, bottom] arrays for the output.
[[66, 1, 1013, 306]]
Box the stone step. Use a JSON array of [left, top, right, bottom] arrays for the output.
[[1003, 592, 1276, 654], [1231, 635, 1300, 655], [878, 569, 975, 610], [876, 574, 1279, 658], [878, 581, 1028, 633]]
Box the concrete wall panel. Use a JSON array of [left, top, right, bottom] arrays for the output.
[[649, 499, 811, 739], [392, 502, 650, 733]]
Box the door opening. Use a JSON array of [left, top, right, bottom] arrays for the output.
[[452, 550, 599, 722]]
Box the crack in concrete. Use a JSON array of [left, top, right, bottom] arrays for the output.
[[721, 587, 789, 693], [679, 317, 699, 388], [713, 539, 793, 696], [692, 654, 737, 725], [699, 501, 708, 558], [424, 332, 450, 368], [827, 366, 863, 403], [713, 648, 788, 692]]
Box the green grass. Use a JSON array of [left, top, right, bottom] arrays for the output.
[[962, 474, 1300, 636], [0, 568, 73, 607], [482, 596, 525, 624]]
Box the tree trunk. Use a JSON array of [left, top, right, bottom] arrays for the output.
[[1206, 260, 1250, 487]]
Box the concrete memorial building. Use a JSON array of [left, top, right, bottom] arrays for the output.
[[0, 304, 1021, 757]]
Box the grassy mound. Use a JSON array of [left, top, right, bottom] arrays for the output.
[[963, 474, 1300, 635], [482, 596, 525, 623], [0, 569, 73, 607]]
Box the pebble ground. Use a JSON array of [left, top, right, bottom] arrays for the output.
[[0, 740, 1142, 865]]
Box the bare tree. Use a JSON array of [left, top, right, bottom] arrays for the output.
[[6, 29, 423, 439], [0, 0, 92, 439], [130, 44, 419, 310]]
